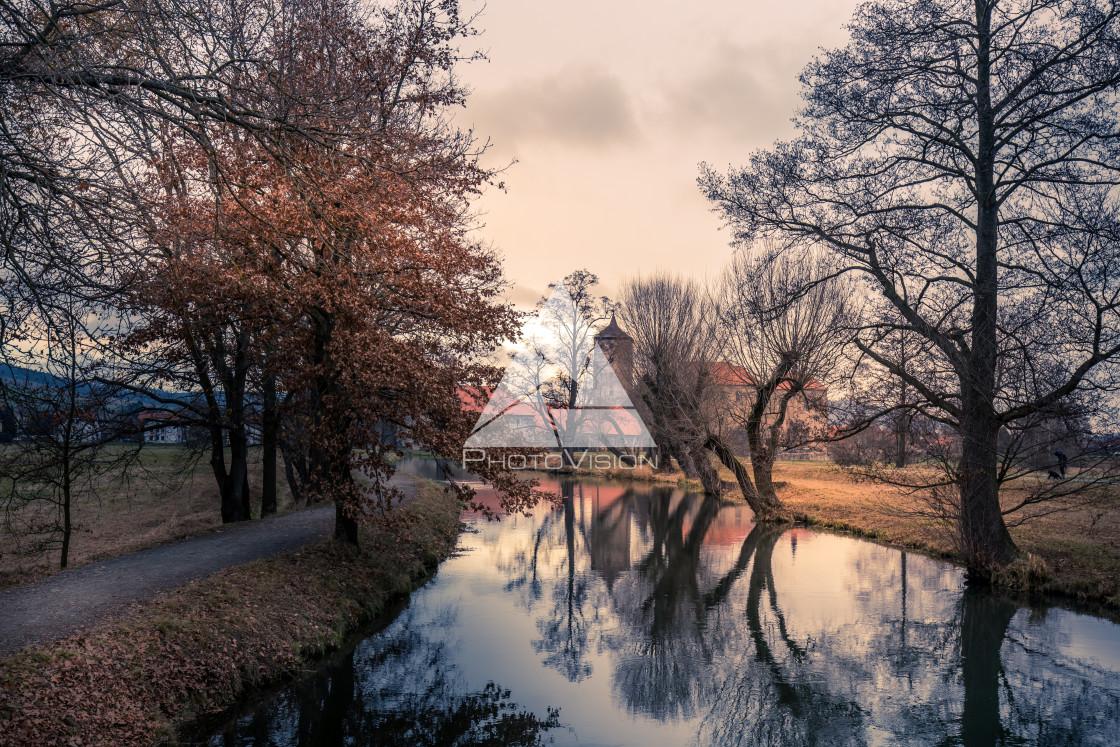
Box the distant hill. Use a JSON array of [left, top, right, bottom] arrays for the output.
[[0, 363, 59, 388], [0, 363, 196, 410]]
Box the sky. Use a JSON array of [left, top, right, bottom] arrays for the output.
[[455, 0, 865, 308]]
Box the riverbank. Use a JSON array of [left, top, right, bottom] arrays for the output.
[[770, 462, 1120, 610], [562, 458, 1120, 609], [0, 480, 462, 747]]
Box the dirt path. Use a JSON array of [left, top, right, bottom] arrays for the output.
[[0, 476, 423, 657]]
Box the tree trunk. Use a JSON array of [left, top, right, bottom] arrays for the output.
[[689, 443, 722, 497], [227, 427, 251, 522], [333, 498, 359, 545], [282, 444, 304, 504], [894, 339, 909, 468], [750, 447, 777, 501], [668, 438, 700, 480], [61, 458, 72, 570], [207, 327, 254, 523], [958, 5, 1015, 569], [739, 362, 796, 507], [261, 373, 278, 516], [707, 436, 754, 499], [746, 419, 781, 504], [212, 424, 242, 524], [894, 418, 908, 468], [280, 435, 310, 505], [706, 434, 783, 518], [309, 307, 360, 546], [958, 408, 1015, 567]]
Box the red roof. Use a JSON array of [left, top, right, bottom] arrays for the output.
[[708, 362, 826, 391]]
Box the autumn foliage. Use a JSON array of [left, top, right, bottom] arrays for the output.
[[120, 0, 539, 540]]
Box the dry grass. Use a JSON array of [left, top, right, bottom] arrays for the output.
[[765, 462, 958, 555], [0, 446, 297, 591], [0, 480, 462, 747], [764, 461, 1120, 609]]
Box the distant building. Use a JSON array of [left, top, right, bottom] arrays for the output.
[[708, 361, 828, 414], [594, 314, 634, 389], [708, 361, 829, 457], [138, 412, 188, 444], [68, 410, 112, 443]]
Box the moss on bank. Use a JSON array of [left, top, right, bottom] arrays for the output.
[[0, 481, 462, 747]]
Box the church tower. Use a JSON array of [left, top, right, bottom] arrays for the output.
[[594, 314, 634, 390]]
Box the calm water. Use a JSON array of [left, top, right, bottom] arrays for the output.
[[198, 474, 1120, 746]]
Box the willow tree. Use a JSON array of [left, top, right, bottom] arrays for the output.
[[701, 0, 1120, 568], [620, 274, 726, 498], [714, 253, 853, 508]]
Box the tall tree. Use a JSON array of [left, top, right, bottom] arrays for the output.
[[701, 0, 1120, 568], [147, 0, 532, 543]]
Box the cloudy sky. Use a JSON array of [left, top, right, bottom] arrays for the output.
[[455, 0, 864, 307]]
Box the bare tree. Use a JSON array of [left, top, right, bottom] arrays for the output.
[[0, 299, 140, 569], [700, 0, 1120, 569], [619, 273, 725, 497], [535, 269, 618, 408], [712, 252, 855, 511]]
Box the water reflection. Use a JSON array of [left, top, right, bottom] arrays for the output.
[[199, 607, 561, 746], [202, 476, 1120, 746]]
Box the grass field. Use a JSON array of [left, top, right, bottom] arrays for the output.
[[0, 445, 296, 591]]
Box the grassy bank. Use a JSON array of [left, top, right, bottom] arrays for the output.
[[0, 480, 462, 747], [0, 446, 297, 591], [769, 461, 1120, 609]]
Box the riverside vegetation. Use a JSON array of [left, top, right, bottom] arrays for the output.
[[0, 480, 461, 747]]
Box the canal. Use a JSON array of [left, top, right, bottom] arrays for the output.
[[197, 471, 1120, 746]]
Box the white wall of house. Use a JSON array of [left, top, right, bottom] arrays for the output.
[[144, 425, 185, 444]]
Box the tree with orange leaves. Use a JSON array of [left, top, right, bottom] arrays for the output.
[[129, 0, 539, 541]]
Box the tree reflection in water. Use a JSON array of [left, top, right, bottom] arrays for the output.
[[531, 482, 598, 682], [202, 608, 561, 746], [201, 478, 1120, 746], [501, 479, 1120, 746]]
